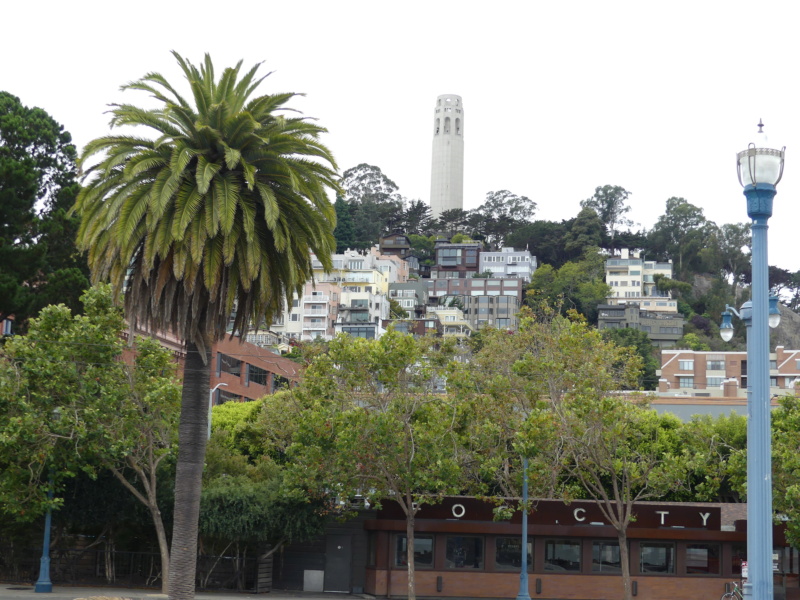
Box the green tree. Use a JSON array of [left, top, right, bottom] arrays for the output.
[[0, 92, 88, 330], [771, 396, 800, 546], [563, 206, 604, 256], [555, 397, 686, 600], [526, 248, 610, 324], [289, 331, 464, 600], [435, 208, 469, 236], [471, 190, 537, 248], [403, 199, 432, 235], [715, 223, 751, 298], [341, 163, 405, 247], [201, 394, 328, 588], [579, 184, 633, 240], [675, 413, 746, 503], [0, 287, 124, 518], [333, 195, 356, 252], [0, 286, 181, 592], [73, 53, 338, 600], [601, 327, 659, 390], [647, 197, 709, 278], [506, 220, 570, 267]]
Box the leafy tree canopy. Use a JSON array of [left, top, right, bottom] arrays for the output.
[[0, 91, 88, 329]]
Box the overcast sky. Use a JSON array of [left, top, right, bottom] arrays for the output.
[[5, 1, 800, 270]]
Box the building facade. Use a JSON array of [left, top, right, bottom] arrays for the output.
[[597, 304, 684, 348], [429, 94, 464, 220], [274, 497, 798, 600], [658, 346, 800, 397], [605, 249, 677, 312], [478, 247, 536, 283]]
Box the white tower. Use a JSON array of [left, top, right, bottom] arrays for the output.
[[429, 94, 464, 220]]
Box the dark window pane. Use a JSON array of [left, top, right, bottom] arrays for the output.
[[544, 539, 581, 572], [395, 534, 434, 569], [495, 537, 532, 572], [446, 536, 484, 569], [592, 541, 621, 573], [686, 543, 720, 575], [248, 364, 268, 386], [640, 542, 675, 574]]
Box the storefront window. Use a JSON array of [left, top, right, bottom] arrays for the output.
[[395, 534, 434, 568], [446, 536, 484, 569], [495, 537, 532, 572], [544, 539, 581, 572], [592, 541, 621, 573], [686, 543, 720, 574], [640, 542, 675, 574], [731, 544, 746, 576]]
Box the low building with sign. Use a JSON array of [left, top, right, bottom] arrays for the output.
[[271, 497, 797, 600]]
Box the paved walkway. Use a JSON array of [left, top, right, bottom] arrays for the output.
[[0, 586, 371, 600]]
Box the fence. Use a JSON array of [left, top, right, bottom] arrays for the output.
[[0, 546, 269, 592]]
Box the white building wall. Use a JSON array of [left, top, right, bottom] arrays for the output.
[[430, 94, 464, 220]]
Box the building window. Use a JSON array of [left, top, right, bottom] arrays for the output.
[[678, 377, 694, 388], [291, 313, 299, 322], [731, 544, 747, 576], [272, 374, 289, 392], [770, 360, 777, 370], [686, 543, 720, 575], [218, 389, 243, 404], [679, 360, 694, 370], [592, 541, 621, 573], [395, 534, 434, 569], [439, 248, 461, 264], [544, 539, 581, 572], [445, 536, 484, 569], [342, 326, 375, 339], [707, 360, 725, 371], [707, 377, 725, 387], [640, 542, 675, 574], [217, 353, 241, 377], [245, 363, 268, 386], [495, 537, 532, 572]]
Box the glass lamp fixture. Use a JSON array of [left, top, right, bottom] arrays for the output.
[[769, 295, 781, 328], [720, 309, 734, 342], [737, 120, 786, 187]]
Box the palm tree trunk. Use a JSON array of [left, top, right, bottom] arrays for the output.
[[168, 341, 210, 600]]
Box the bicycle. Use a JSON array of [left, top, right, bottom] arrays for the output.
[[721, 581, 744, 600]]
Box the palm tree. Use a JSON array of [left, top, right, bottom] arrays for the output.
[[73, 52, 338, 600]]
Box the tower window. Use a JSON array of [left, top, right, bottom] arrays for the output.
[[456, 118, 461, 135], [435, 118, 440, 135], [444, 117, 450, 134]]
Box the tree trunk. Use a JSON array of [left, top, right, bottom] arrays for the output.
[[168, 341, 210, 600], [149, 502, 170, 594], [618, 529, 633, 600], [406, 514, 416, 600]]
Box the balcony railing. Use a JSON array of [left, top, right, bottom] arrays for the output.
[[303, 295, 329, 303]]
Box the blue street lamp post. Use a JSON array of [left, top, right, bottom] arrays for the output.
[[721, 121, 785, 600], [34, 478, 54, 593], [516, 456, 531, 600]]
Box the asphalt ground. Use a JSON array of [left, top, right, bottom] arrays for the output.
[[0, 586, 371, 600]]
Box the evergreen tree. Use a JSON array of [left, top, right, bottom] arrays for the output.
[[333, 195, 356, 252]]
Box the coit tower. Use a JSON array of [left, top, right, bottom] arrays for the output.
[[429, 94, 464, 220]]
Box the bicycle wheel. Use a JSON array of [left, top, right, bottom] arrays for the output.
[[721, 592, 735, 600]]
